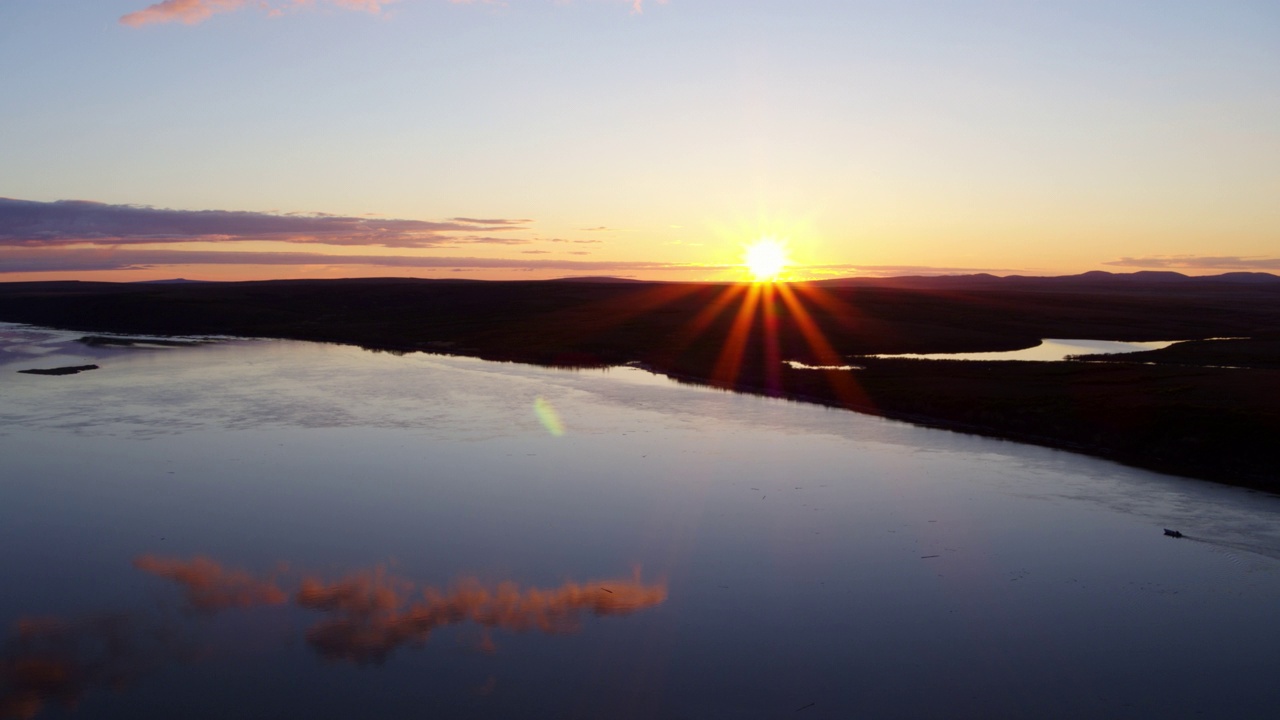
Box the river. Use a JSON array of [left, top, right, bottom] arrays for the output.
[[2, 323, 1278, 719]]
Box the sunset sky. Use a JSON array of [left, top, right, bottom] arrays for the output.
[[1, 0, 1277, 282]]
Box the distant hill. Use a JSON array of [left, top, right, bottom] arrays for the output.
[[554, 276, 651, 284], [809, 270, 1280, 290]]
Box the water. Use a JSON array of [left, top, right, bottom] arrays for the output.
[[2, 323, 1278, 719], [873, 338, 1178, 362]]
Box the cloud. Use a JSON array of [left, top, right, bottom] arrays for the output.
[[567, 0, 667, 15], [800, 264, 1018, 277], [121, 0, 252, 27], [629, 0, 668, 14], [1104, 255, 1280, 271], [331, 0, 397, 12], [0, 247, 716, 273], [0, 198, 527, 249], [457, 236, 534, 245], [121, 0, 662, 26], [452, 217, 531, 226], [122, 0, 398, 27]]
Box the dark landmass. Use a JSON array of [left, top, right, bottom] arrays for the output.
[[17, 364, 99, 376], [1, 272, 1277, 490], [1082, 338, 1280, 370]]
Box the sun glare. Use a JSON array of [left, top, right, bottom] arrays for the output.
[[743, 238, 790, 282]]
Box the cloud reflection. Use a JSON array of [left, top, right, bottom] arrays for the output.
[[0, 556, 665, 716], [134, 556, 666, 664], [299, 568, 666, 664], [0, 616, 154, 720], [132, 555, 288, 612]]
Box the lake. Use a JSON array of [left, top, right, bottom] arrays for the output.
[[872, 338, 1178, 362], [3, 323, 1279, 719]]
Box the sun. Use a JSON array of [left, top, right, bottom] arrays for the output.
[[742, 238, 791, 282]]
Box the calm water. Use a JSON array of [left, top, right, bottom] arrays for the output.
[[2, 323, 1279, 719], [873, 338, 1178, 362]]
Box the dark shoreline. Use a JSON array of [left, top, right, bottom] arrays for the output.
[[2, 275, 1277, 491]]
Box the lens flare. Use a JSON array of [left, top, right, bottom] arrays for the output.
[[534, 397, 565, 436], [743, 238, 790, 282]]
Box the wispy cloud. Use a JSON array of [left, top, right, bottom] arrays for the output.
[[0, 198, 528, 249], [121, 0, 664, 26], [121, 0, 398, 27], [628, 0, 667, 14], [1104, 255, 1280, 271], [800, 264, 1016, 277], [0, 247, 718, 273], [121, 0, 251, 27], [331, 0, 398, 12]]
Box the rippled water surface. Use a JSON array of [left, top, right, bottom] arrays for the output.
[[2, 323, 1279, 719]]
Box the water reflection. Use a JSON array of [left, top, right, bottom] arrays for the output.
[[132, 556, 288, 612], [0, 323, 225, 375], [871, 338, 1178, 362], [1, 556, 665, 717], [297, 568, 666, 664], [0, 615, 169, 720]]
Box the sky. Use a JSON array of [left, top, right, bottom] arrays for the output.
[[1, 0, 1277, 282]]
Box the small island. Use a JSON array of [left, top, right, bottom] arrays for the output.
[[17, 364, 100, 376]]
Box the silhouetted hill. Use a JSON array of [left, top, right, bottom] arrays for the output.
[[555, 276, 651, 284], [811, 270, 1280, 291]]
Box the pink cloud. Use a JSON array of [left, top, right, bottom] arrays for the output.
[[330, 0, 398, 13], [630, 0, 668, 14], [122, 0, 663, 26], [121, 0, 397, 26], [121, 0, 251, 27]]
